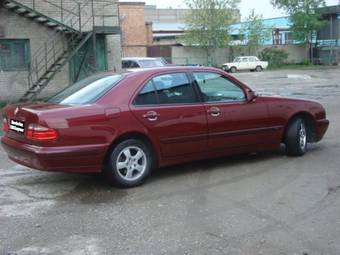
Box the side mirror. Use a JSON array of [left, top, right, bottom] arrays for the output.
[[246, 89, 256, 102]]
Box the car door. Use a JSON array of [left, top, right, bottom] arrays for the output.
[[249, 57, 257, 70], [131, 72, 208, 158], [191, 71, 270, 150], [240, 57, 250, 70]]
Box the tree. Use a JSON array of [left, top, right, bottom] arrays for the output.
[[240, 9, 272, 55], [184, 0, 240, 65], [271, 0, 327, 63]]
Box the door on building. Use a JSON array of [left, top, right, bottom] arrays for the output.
[[147, 45, 172, 64], [69, 34, 108, 83]]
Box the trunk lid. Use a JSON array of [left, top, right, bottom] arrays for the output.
[[2, 102, 72, 144]]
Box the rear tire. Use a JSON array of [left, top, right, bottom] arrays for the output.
[[105, 139, 153, 188], [284, 118, 308, 156]]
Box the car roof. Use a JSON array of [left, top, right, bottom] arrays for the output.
[[122, 57, 161, 61], [236, 56, 257, 58], [103, 66, 224, 78]]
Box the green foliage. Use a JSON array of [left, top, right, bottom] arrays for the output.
[[259, 47, 289, 67], [240, 9, 272, 55], [184, 0, 240, 49], [271, 0, 327, 44]]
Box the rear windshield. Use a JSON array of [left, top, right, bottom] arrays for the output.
[[48, 74, 123, 105]]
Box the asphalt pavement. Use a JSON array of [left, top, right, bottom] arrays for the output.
[[1, 67, 340, 255]]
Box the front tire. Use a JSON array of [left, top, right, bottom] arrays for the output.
[[105, 139, 153, 188], [230, 67, 237, 73], [255, 66, 263, 72], [284, 118, 308, 156]]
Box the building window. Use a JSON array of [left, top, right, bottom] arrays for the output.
[[0, 39, 30, 71]]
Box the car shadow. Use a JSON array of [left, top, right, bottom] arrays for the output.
[[149, 146, 287, 183]]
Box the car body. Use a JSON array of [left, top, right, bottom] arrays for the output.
[[1, 66, 329, 187], [222, 56, 269, 73], [122, 57, 167, 69]]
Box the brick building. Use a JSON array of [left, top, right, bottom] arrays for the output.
[[119, 2, 152, 57], [0, 0, 122, 101]]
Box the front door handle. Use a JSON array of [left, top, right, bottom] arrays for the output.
[[207, 107, 221, 117], [143, 111, 160, 121]]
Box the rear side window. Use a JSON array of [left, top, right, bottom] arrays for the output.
[[134, 81, 157, 105], [134, 73, 197, 105], [48, 74, 122, 105]]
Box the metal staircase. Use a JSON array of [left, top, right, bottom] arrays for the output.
[[0, 0, 111, 101]]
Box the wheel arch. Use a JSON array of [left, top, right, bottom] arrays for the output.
[[282, 111, 317, 143], [103, 132, 160, 170]]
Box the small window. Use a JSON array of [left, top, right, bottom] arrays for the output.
[[130, 61, 140, 68], [153, 73, 197, 105], [0, 39, 30, 71], [139, 59, 165, 68], [122, 60, 130, 69], [193, 72, 245, 102], [122, 60, 140, 69], [135, 81, 157, 105]]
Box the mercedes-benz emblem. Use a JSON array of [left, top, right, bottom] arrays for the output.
[[14, 107, 19, 115]]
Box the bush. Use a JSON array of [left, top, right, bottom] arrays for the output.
[[259, 47, 289, 67]]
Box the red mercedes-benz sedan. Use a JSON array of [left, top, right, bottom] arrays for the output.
[[1, 67, 329, 187]]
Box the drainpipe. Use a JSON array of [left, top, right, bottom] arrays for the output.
[[330, 14, 333, 64]]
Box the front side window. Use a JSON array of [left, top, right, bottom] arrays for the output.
[[0, 39, 30, 71], [193, 72, 245, 102], [48, 74, 123, 105]]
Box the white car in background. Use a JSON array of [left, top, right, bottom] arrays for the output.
[[122, 57, 167, 69], [222, 56, 268, 73]]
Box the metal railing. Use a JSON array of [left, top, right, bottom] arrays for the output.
[[19, 0, 119, 89]]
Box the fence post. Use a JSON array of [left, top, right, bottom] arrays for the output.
[[78, 3, 81, 32], [44, 42, 48, 73], [91, 0, 95, 28], [61, 0, 63, 23], [32, 0, 35, 10]]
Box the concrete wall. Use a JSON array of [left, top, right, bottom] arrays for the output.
[[170, 44, 309, 67], [106, 34, 123, 71], [0, 8, 69, 101], [171, 46, 230, 66], [145, 5, 241, 24], [13, 0, 119, 31], [0, 0, 122, 101]]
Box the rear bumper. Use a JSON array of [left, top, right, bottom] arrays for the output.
[[315, 119, 329, 142], [1, 136, 108, 173]]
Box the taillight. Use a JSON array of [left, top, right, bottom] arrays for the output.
[[26, 124, 58, 141], [2, 118, 9, 133]]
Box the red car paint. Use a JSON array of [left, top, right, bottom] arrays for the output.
[[1, 67, 329, 173]]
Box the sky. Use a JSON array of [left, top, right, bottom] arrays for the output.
[[121, 0, 340, 20]]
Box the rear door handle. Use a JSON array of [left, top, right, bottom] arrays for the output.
[[143, 111, 160, 121], [207, 107, 221, 117]]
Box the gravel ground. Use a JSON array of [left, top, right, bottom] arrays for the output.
[[0, 67, 340, 255]]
